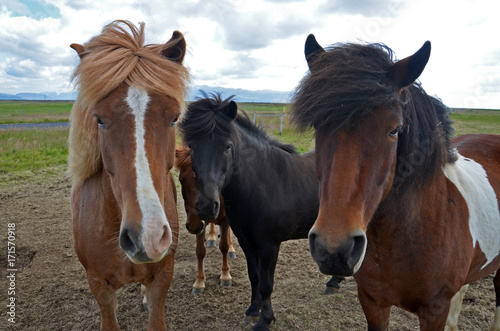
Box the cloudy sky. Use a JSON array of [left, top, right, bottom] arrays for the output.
[[1, 0, 498, 108]]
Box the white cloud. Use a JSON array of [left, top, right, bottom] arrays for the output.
[[0, 0, 498, 108]]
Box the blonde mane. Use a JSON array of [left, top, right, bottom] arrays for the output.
[[68, 20, 190, 186]]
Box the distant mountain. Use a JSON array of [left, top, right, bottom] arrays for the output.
[[0, 92, 77, 101], [0, 93, 22, 100], [16, 93, 51, 100], [188, 85, 292, 103], [42, 92, 78, 100], [0, 87, 291, 103]]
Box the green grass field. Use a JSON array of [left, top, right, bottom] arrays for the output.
[[239, 103, 289, 113], [0, 104, 498, 185], [0, 101, 72, 124], [450, 111, 500, 134], [0, 128, 68, 170]]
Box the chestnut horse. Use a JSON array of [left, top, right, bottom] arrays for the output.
[[175, 146, 236, 294], [179, 94, 344, 331], [69, 20, 189, 330], [291, 35, 500, 330]]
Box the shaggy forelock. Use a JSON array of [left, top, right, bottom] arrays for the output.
[[68, 20, 189, 186], [180, 92, 297, 154], [71, 20, 189, 108], [179, 93, 236, 143], [291, 42, 403, 133], [291, 41, 456, 191]]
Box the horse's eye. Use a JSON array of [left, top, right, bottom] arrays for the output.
[[94, 115, 105, 128], [171, 115, 179, 127], [389, 127, 399, 138], [225, 144, 232, 153]]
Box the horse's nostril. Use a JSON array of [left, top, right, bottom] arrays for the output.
[[348, 234, 366, 270], [309, 233, 317, 255], [309, 231, 317, 246], [119, 228, 138, 255], [158, 225, 171, 251], [186, 221, 205, 235]]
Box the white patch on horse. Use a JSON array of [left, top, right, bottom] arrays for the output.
[[126, 86, 171, 258], [443, 152, 500, 269], [444, 284, 468, 331]]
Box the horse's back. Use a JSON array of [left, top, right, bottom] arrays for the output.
[[454, 133, 500, 156], [453, 134, 500, 186]]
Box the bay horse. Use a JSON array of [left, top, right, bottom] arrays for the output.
[[69, 20, 189, 330], [179, 94, 344, 331], [291, 34, 500, 330], [175, 146, 236, 294]]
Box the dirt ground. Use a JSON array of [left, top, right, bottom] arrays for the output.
[[0, 168, 497, 330]]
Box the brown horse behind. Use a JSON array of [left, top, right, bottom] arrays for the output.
[[175, 146, 236, 294], [69, 20, 189, 330]]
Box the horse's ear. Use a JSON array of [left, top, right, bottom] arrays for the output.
[[305, 34, 325, 71], [222, 101, 238, 120], [70, 43, 86, 60], [162, 31, 186, 64], [387, 41, 431, 90]]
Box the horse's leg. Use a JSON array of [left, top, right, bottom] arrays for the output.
[[207, 222, 217, 247], [253, 243, 280, 331], [141, 284, 148, 311], [444, 284, 468, 331], [357, 288, 391, 331], [193, 227, 207, 294], [227, 227, 237, 259], [240, 240, 262, 325], [324, 276, 345, 294], [219, 221, 232, 287], [87, 275, 120, 331], [417, 299, 452, 331], [489, 271, 500, 331], [145, 254, 175, 331]]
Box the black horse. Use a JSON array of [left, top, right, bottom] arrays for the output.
[[179, 93, 344, 331]]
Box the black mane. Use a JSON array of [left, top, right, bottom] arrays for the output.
[[180, 92, 297, 154], [292, 43, 400, 133], [291, 42, 456, 190]]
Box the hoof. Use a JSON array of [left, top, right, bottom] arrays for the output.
[[228, 251, 237, 259], [253, 317, 273, 331], [192, 287, 205, 294], [253, 324, 271, 331], [242, 314, 260, 325], [323, 286, 339, 295], [206, 240, 217, 248], [220, 280, 232, 287], [142, 303, 149, 312]]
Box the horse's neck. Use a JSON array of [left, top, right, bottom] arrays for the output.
[[226, 140, 259, 193], [372, 172, 448, 240], [226, 137, 275, 195], [227, 136, 309, 203]]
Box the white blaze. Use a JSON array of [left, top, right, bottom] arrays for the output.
[[443, 152, 500, 269], [126, 86, 171, 258]]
